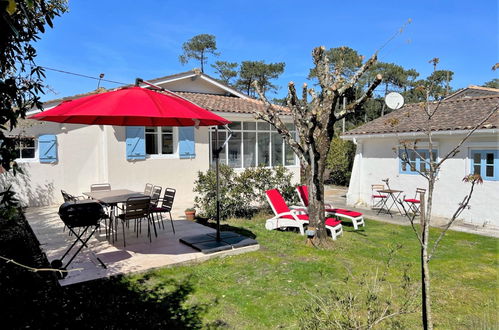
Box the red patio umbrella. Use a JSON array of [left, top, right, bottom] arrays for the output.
[[30, 85, 230, 127], [29, 81, 237, 251]]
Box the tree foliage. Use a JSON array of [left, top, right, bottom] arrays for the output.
[[235, 60, 285, 97], [210, 60, 238, 86], [325, 137, 356, 186], [482, 78, 499, 89], [0, 0, 66, 211], [179, 34, 219, 73]]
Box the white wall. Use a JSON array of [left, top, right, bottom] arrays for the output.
[[3, 117, 301, 211], [2, 122, 103, 206], [346, 134, 499, 226]]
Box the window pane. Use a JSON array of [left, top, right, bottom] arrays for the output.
[[486, 153, 494, 165], [21, 139, 34, 148], [21, 148, 35, 159], [486, 165, 494, 177], [243, 122, 256, 130], [228, 122, 241, 130], [161, 127, 173, 133], [284, 142, 295, 166], [409, 151, 416, 171], [257, 122, 270, 131], [285, 123, 295, 130], [211, 131, 227, 166], [146, 133, 158, 154], [228, 132, 242, 168], [473, 165, 481, 175], [473, 153, 481, 164], [420, 151, 427, 172], [257, 132, 270, 166], [243, 132, 256, 167], [271, 132, 283, 166], [145, 127, 157, 133], [161, 134, 173, 154]]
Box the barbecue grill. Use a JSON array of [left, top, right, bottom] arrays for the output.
[[51, 200, 108, 278]]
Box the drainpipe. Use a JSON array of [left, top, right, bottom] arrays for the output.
[[353, 138, 363, 206]]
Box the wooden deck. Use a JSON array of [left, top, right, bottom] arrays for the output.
[[25, 206, 259, 286]]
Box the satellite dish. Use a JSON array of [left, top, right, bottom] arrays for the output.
[[385, 92, 404, 110]]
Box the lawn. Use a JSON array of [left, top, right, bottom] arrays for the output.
[[128, 215, 498, 329], [1, 212, 497, 328]]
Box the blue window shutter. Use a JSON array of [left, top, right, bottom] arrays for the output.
[[38, 134, 57, 163], [178, 126, 196, 159], [126, 126, 146, 160]]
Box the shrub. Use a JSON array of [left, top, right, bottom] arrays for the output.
[[326, 137, 356, 186], [193, 165, 297, 219]]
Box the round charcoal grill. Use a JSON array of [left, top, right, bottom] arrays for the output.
[[52, 200, 107, 278]]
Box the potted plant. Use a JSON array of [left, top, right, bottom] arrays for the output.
[[184, 207, 196, 221]]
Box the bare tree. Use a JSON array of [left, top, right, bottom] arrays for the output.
[[397, 69, 498, 329], [254, 46, 381, 243]]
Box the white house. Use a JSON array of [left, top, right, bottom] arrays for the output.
[[342, 86, 499, 227], [2, 70, 300, 210]]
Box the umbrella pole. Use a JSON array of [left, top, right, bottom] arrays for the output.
[[215, 126, 221, 241], [212, 125, 232, 242]]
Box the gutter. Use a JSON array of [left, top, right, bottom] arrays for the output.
[[341, 129, 499, 140]]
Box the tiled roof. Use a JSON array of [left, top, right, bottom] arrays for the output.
[[444, 85, 499, 100], [41, 88, 287, 116], [176, 92, 288, 115], [343, 95, 499, 136]]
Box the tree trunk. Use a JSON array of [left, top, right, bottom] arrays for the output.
[[421, 180, 434, 329], [306, 142, 329, 243]]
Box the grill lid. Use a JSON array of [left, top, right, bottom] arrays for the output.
[[58, 200, 105, 227]]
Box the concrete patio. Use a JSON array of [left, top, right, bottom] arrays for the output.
[[25, 206, 259, 286]]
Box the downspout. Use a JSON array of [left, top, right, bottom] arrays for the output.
[[353, 138, 363, 206], [99, 125, 109, 183]]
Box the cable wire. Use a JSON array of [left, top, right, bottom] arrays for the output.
[[40, 66, 129, 86]]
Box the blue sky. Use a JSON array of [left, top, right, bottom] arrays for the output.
[[36, 0, 498, 101]]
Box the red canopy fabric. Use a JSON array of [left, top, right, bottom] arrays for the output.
[[29, 86, 230, 127]]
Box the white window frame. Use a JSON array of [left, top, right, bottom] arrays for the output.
[[209, 121, 298, 169], [7, 136, 38, 162], [145, 127, 179, 159]]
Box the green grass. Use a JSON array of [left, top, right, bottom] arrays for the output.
[[125, 215, 498, 329]]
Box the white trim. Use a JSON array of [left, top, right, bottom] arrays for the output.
[[147, 72, 248, 99], [341, 129, 499, 140]]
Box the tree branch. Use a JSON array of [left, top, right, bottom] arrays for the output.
[[338, 52, 378, 96], [253, 81, 307, 163], [336, 74, 383, 120]]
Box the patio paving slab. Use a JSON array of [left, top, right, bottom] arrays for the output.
[[24, 206, 259, 286]]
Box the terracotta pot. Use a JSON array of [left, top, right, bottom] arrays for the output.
[[185, 211, 196, 221]]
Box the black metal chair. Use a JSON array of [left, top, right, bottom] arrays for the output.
[[117, 196, 156, 247], [151, 188, 176, 234], [144, 183, 153, 196], [150, 185, 162, 207]]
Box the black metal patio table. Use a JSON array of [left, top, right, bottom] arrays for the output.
[[83, 189, 146, 242], [376, 189, 404, 217]]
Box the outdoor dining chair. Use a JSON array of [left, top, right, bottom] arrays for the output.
[[371, 184, 387, 209], [117, 196, 156, 247], [150, 185, 162, 207], [403, 188, 426, 219], [144, 183, 153, 196], [90, 183, 111, 191], [265, 188, 343, 240], [151, 188, 176, 234]]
